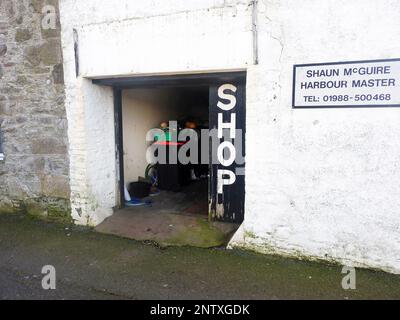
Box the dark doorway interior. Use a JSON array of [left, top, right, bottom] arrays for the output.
[[120, 85, 209, 216]]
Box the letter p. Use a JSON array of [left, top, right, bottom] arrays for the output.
[[217, 169, 236, 194]]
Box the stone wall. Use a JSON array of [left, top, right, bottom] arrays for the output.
[[0, 0, 70, 221]]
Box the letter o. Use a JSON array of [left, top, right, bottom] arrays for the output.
[[217, 141, 236, 166]]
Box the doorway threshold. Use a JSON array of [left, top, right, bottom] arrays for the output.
[[95, 208, 239, 248]]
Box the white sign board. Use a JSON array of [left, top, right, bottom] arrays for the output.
[[293, 59, 400, 108]]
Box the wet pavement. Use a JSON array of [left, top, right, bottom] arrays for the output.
[[0, 213, 399, 300]]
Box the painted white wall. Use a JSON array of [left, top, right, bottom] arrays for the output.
[[122, 88, 180, 184], [229, 0, 400, 274], [70, 0, 253, 77], [59, 0, 400, 273]]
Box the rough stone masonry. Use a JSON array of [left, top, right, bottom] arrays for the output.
[[0, 0, 70, 221]]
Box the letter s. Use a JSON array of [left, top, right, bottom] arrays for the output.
[[217, 84, 237, 111]]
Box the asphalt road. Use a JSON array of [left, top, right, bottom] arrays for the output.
[[0, 213, 399, 300]]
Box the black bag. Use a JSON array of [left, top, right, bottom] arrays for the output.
[[128, 181, 151, 199]]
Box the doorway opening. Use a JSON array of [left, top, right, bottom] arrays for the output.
[[122, 86, 210, 217], [93, 72, 246, 247]]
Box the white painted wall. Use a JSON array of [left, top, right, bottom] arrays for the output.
[[69, 0, 253, 77], [229, 0, 400, 274], [122, 88, 181, 184], [59, 0, 400, 273]]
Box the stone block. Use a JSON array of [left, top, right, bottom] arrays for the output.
[[0, 105, 6, 116], [31, 137, 67, 155], [40, 174, 70, 199], [24, 45, 41, 66], [0, 100, 9, 115], [15, 28, 32, 42], [0, 44, 7, 56], [39, 38, 62, 65], [30, 0, 59, 13], [52, 63, 64, 84]]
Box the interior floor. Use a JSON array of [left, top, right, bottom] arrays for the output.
[[144, 178, 208, 216], [95, 197, 239, 248], [95, 210, 239, 248], [96, 178, 240, 247]]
